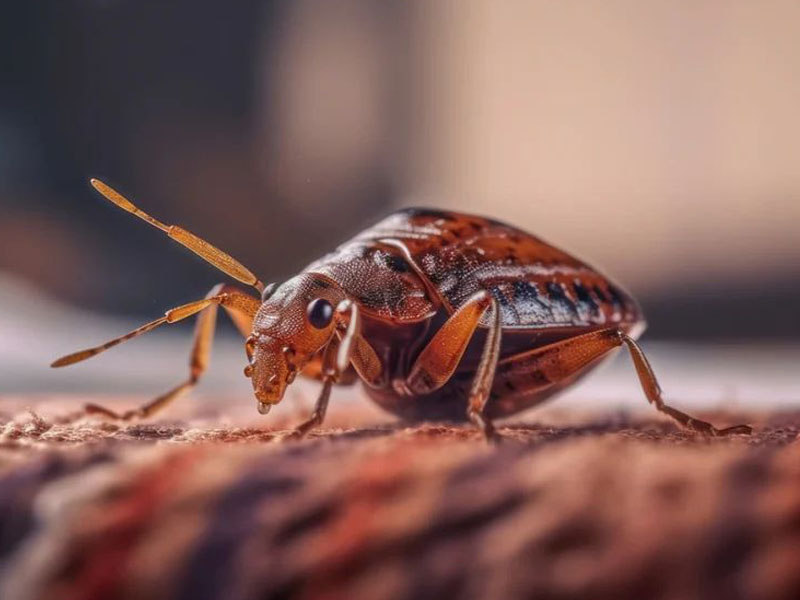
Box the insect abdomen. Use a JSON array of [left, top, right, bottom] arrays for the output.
[[357, 208, 641, 330]]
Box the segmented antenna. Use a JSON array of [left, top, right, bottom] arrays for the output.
[[90, 179, 265, 293]]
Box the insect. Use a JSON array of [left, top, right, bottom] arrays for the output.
[[52, 180, 752, 440]]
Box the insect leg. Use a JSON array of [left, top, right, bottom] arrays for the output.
[[53, 284, 259, 421], [491, 329, 751, 436], [466, 297, 502, 442], [284, 301, 383, 439], [282, 337, 340, 440], [326, 299, 382, 386], [405, 291, 494, 395], [299, 354, 358, 385], [402, 291, 502, 441], [618, 333, 752, 436]]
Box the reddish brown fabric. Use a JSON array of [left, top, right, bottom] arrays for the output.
[[1, 409, 799, 600]]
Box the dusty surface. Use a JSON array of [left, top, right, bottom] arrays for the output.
[[0, 400, 799, 600]]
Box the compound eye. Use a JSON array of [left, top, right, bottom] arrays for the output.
[[261, 282, 278, 302], [306, 298, 334, 329]]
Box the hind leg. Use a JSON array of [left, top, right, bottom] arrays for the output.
[[618, 333, 751, 435], [490, 328, 751, 436]]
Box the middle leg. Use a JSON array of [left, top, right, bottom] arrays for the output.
[[405, 291, 503, 441]]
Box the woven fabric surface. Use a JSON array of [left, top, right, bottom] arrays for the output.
[[0, 407, 799, 600]]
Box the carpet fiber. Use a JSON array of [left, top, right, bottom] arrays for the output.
[[1, 406, 799, 600]]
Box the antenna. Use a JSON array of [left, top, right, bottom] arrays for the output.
[[90, 179, 265, 293]]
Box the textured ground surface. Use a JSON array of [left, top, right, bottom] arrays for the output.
[[1, 401, 800, 600]]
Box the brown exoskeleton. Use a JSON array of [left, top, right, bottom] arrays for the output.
[[52, 180, 752, 441]]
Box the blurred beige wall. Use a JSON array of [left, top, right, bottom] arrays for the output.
[[4, 0, 798, 330], [406, 0, 800, 294]]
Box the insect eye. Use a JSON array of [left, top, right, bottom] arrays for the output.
[[261, 282, 278, 302], [306, 298, 334, 329]]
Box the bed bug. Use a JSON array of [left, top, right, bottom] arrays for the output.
[[52, 180, 752, 440]]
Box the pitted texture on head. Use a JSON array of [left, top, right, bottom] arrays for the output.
[[249, 274, 345, 405]]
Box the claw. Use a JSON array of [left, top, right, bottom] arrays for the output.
[[686, 417, 752, 437], [717, 424, 753, 436]]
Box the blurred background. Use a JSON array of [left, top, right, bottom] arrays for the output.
[[1, 1, 798, 411]]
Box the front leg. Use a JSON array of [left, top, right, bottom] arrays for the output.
[[299, 353, 358, 385], [284, 376, 336, 440], [283, 300, 383, 440], [282, 340, 339, 440]]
